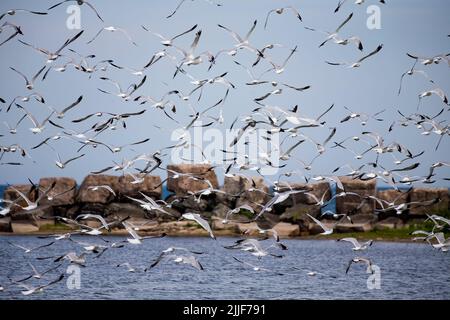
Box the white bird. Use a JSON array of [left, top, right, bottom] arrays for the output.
[[54, 252, 87, 266], [116, 262, 136, 272], [326, 44, 383, 68], [16, 103, 54, 134], [122, 221, 166, 244], [48, 0, 103, 22], [87, 185, 116, 197], [10, 181, 56, 211], [87, 26, 137, 46], [76, 214, 111, 231], [14, 263, 63, 282], [10, 66, 46, 90], [335, 0, 386, 13], [55, 153, 85, 169], [7, 241, 55, 253], [146, 247, 204, 271], [0, 8, 47, 21], [13, 274, 64, 296], [337, 237, 373, 251], [182, 212, 216, 239], [142, 24, 197, 47], [264, 6, 302, 29], [232, 256, 283, 275], [217, 19, 259, 54], [418, 88, 449, 109], [166, 0, 222, 19], [307, 213, 346, 235], [224, 238, 285, 258], [346, 257, 374, 274], [48, 95, 83, 119], [126, 192, 173, 217]]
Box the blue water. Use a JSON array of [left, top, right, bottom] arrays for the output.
[[0, 236, 449, 300]]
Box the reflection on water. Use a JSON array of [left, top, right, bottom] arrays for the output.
[[0, 236, 449, 300]]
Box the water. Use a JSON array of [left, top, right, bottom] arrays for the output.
[[0, 236, 449, 300]]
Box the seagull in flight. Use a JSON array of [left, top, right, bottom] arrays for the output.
[[0, 22, 23, 47], [146, 247, 204, 271], [346, 257, 374, 274], [87, 26, 137, 46], [12, 274, 64, 296], [7, 241, 55, 253], [326, 44, 383, 68], [182, 213, 216, 239], [0, 8, 47, 21], [10, 66, 46, 90], [337, 237, 373, 251], [48, 0, 104, 22], [335, 0, 386, 13], [166, 0, 222, 19], [264, 6, 302, 29], [142, 24, 197, 47]]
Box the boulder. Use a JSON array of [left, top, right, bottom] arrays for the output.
[[273, 222, 300, 237], [39, 177, 77, 206], [167, 164, 219, 195], [11, 221, 39, 233], [211, 216, 240, 233], [212, 203, 232, 219], [235, 176, 271, 213], [77, 175, 120, 204], [118, 174, 162, 201], [409, 188, 449, 216], [350, 213, 378, 224], [0, 217, 11, 232], [336, 177, 376, 215], [105, 202, 148, 219]]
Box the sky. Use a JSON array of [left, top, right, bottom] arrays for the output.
[[0, 0, 449, 188]]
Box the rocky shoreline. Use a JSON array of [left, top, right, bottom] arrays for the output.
[[1, 164, 449, 238]]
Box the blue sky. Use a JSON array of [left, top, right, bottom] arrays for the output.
[[0, 0, 449, 187]]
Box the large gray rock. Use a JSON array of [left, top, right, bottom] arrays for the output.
[[336, 177, 376, 215], [39, 177, 77, 206], [167, 164, 219, 195], [10, 205, 53, 221], [77, 175, 120, 204], [375, 217, 404, 230], [409, 188, 449, 216], [118, 174, 162, 201]]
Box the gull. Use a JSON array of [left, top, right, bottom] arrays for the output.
[[264, 6, 302, 29], [172, 30, 206, 68], [337, 237, 373, 251], [182, 213, 216, 239], [340, 106, 384, 125], [146, 247, 204, 271], [263, 45, 298, 74], [48, 95, 83, 119], [126, 192, 174, 217], [254, 89, 283, 102], [224, 238, 285, 258], [321, 211, 353, 223], [372, 197, 439, 215], [0, 9, 47, 21], [76, 213, 111, 231], [0, 198, 21, 216], [13, 274, 64, 296], [10, 66, 46, 90], [97, 76, 144, 101], [14, 263, 63, 282], [282, 83, 311, 92], [0, 22, 23, 46], [217, 19, 259, 53], [410, 230, 434, 242], [326, 44, 383, 68], [233, 60, 275, 86], [406, 52, 450, 66], [232, 256, 284, 275], [306, 213, 346, 235], [428, 232, 450, 252], [3, 114, 26, 134], [87, 26, 137, 46], [426, 214, 450, 228], [398, 65, 434, 95], [7, 241, 55, 253], [279, 140, 306, 161], [305, 13, 363, 51], [122, 221, 166, 244], [7, 92, 45, 112], [48, 0, 103, 22], [68, 238, 108, 254], [346, 257, 374, 274], [166, 0, 222, 19], [142, 24, 197, 47], [148, 254, 204, 271], [54, 252, 87, 266], [116, 262, 136, 273], [18, 30, 84, 63], [223, 204, 255, 224], [10, 181, 56, 211], [254, 188, 307, 219], [83, 138, 150, 153], [87, 185, 116, 197], [418, 88, 449, 109], [55, 153, 85, 169], [335, 0, 386, 13]]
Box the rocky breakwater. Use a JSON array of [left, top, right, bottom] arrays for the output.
[[1, 166, 449, 238]]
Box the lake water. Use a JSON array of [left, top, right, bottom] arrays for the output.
[[0, 236, 449, 300]]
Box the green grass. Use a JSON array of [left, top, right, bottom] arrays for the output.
[[38, 222, 74, 232]]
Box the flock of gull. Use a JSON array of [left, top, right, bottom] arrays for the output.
[[0, 0, 450, 296]]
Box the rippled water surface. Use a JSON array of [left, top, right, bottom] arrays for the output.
[[0, 235, 449, 300]]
